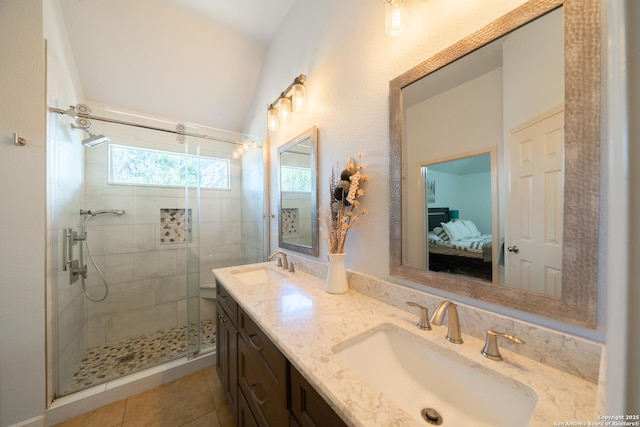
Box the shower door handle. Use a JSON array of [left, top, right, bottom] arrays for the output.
[[62, 228, 72, 271]]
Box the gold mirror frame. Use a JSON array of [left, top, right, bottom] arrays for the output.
[[389, 0, 600, 328]]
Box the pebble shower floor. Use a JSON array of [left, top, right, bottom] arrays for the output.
[[64, 319, 216, 395]]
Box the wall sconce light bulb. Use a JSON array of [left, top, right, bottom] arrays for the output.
[[268, 106, 280, 131], [291, 83, 306, 111], [385, 0, 408, 37], [278, 97, 292, 122]]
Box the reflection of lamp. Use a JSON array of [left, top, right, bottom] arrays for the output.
[[381, 0, 409, 37], [449, 210, 459, 220], [267, 74, 306, 132]]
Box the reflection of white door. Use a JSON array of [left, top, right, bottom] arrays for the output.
[[506, 107, 563, 296]]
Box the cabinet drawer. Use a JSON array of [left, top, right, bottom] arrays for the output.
[[290, 364, 347, 427], [238, 309, 286, 382], [238, 336, 288, 426], [237, 386, 260, 427], [216, 281, 238, 326]]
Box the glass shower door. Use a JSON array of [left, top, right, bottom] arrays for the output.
[[185, 139, 200, 358]]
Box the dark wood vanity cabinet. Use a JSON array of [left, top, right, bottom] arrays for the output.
[[289, 364, 348, 427], [215, 281, 346, 427], [237, 308, 289, 426], [216, 283, 238, 419]]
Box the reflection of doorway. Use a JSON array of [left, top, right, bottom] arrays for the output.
[[506, 107, 564, 296], [420, 151, 496, 281]]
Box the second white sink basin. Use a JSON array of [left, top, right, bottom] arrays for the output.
[[231, 266, 287, 285], [333, 324, 537, 427]]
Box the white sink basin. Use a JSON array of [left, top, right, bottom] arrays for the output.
[[231, 266, 287, 285], [333, 325, 537, 427]]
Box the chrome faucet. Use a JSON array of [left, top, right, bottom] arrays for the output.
[[430, 300, 463, 344], [268, 251, 289, 270], [406, 302, 432, 330], [481, 330, 525, 361]]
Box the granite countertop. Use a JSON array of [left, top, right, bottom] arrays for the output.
[[211, 262, 598, 427]]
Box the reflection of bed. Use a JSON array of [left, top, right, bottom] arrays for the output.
[[427, 207, 492, 281]]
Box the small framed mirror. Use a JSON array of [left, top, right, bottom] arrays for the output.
[[278, 126, 319, 256]]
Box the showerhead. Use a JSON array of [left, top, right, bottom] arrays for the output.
[[82, 133, 110, 147]]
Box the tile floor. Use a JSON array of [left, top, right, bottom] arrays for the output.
[[66, 319, 216, 395], [53, 366, 234, 427]]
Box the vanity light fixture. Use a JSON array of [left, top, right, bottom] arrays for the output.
[[381, 0, 408, 37], [267, 74, 306, 132]]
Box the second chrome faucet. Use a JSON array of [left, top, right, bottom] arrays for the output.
[[406, 300, 463, 344]]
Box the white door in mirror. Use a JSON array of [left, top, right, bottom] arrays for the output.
[[507, 107, 564, 296]]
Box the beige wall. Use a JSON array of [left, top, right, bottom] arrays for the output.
[[0, 1, 47, 425]]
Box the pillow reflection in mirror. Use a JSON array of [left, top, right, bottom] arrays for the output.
[[462, 219, 482, 237], [441, 221, 467, 241], [432, 226, 450, 241]]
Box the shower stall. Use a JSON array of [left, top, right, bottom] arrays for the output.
[[47, 103, 266, 398]]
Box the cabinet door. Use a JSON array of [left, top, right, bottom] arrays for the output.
[[216, 302, 226, 381], [216, 301, 238, 418], [290, 364, 347, 427]]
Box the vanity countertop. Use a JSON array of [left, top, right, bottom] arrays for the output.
[[211, 262, 598, 427]]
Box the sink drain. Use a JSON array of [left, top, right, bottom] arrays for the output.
[[421, 408, 443, 425]]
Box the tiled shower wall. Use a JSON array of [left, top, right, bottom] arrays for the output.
[[81, 114, 245, 347], [281, 193, 312, 245]]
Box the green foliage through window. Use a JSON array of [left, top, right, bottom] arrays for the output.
[[281, 166, 311, 193], [109, 144, 230, 189]]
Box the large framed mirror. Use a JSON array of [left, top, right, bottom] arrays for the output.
[[278, 126, 319, 256], [389, 0, 600, 328]]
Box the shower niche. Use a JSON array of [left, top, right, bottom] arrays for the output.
[[48, 104, 265, 397]]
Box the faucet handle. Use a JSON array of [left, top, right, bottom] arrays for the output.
[[406, 302, 432, 330], [276, 257, 283, 267], [288, 261, 295, 273], [481, 330, 525, 361]]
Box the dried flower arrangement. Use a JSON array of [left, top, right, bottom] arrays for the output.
[[320, 153, 369, 254]]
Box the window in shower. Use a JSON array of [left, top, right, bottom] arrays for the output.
[[281, 165, 312, 193], [108, 144, 230, 189]]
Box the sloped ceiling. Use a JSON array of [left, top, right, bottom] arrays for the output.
[[58, 0, 296, 132]]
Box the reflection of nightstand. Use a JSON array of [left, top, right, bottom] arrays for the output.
[[450, 209, 459, 220]]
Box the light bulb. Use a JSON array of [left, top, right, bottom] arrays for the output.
[[291, 83, 306, 111], [268, 106, 279, 131], [385, 0, 408, 37], [278, 97, 292, 122]]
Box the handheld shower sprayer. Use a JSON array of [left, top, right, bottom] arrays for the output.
[[77, 208, 126, 302]]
